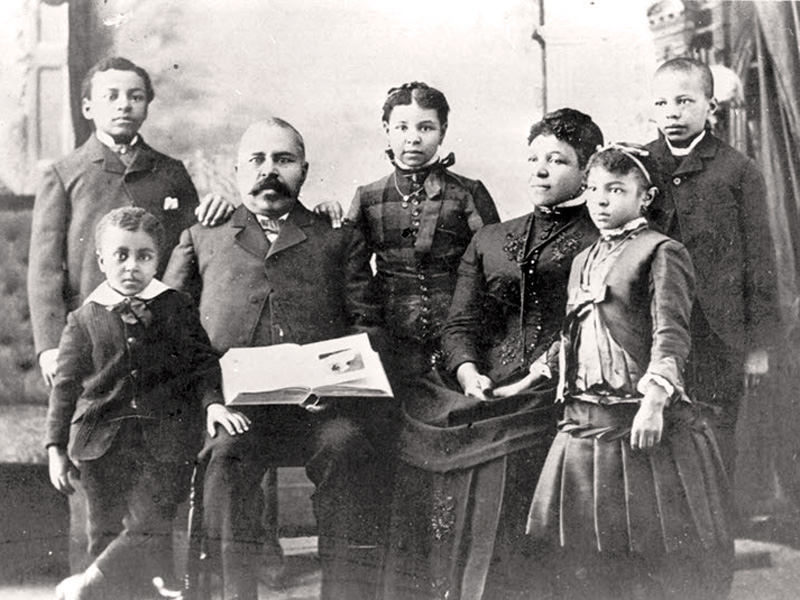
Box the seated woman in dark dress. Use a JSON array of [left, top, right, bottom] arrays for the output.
[[384, 108, 603, 600]]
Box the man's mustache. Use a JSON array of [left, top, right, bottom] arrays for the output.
[[250, 175, 292, 197]]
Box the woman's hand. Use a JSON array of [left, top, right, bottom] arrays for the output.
[[456, 362, 494, 401], [206, 403, 251, 437], [630, 382, 668, 450], [313, 201, 344, 228], [493, 373, 544, 398]]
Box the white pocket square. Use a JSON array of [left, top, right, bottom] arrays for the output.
[[163, 196, 179, 210]]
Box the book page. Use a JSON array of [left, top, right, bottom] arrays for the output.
[[302, 333, 393, 397], [220, 333, 393, 404], [220, 344, 306, 403]]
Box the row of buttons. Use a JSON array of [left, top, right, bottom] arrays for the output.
[[401, 198, 422, 209], [125, 336, 140, 409]]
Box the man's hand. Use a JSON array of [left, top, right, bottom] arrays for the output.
[[39, 348, 59, 387], [195, 193, 235, 227], [303, 395, 331, 414], [313, 201, 344, 229], [206, 403, 251, 437], [48, 446, 78, 495], [744, 348, 769, 389], [456, 362, 494, 401], [630, 382, 668, 450]]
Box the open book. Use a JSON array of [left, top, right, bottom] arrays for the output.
[[220, 333, 393, 406]]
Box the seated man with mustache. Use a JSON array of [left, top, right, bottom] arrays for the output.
[[163, 118, 393, 600]]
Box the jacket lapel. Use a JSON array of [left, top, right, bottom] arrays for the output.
[[125, 140, 158, 176], [233, 206, 271, 260], [266, 203, 311, 258], [674, 132, 718, 175], [86, 135, 126, 175]]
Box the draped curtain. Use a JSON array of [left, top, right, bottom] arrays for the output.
[[66, 0, 115, 147], [729, 1, 800, 519]]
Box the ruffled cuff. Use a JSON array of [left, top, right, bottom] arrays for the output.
[[636, 372, 674, 397]]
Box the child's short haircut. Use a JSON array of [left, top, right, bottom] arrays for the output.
[[528, 108, 604, 168], [81, 56, 155, 103], [95, 207, 165, 255], [587, 144, 658, 192], [382, 82, 450, 127], [655, 57, 714, 99]]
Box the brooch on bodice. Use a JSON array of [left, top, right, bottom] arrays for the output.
[[551, 230, 585, 264], [503, 232, 527, 263]]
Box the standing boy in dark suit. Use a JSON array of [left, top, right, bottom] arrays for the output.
[[645, 57, 781, 476], [28, 56, 230, 387], [163, 118, 392, 600], [46, 207, 220, 600]]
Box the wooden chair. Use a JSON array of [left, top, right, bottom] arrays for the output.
[[182, 442, 310, 600]]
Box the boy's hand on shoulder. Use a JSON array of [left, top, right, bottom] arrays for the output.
[[48, 446, 78, 495], [206, 403, 251, 437], [196, 193, 235, 227], [744, 348, 769, 389], [39, 348, 59, 387], [313, 201, 344, 229]]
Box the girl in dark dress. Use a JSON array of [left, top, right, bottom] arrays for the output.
[[318, 82, 500, 377], [384, 108, 603, 600], [527, 145, 732, 600]]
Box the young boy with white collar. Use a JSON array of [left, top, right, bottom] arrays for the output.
[[645, 57, 780, 478], [46, 207, 219, 600]]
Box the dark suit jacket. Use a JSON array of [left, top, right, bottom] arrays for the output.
[[564, 228, 694, 390], [45, 289, 220, 462], [28, 135, 199, 354], [646, 132, 780, 350], [443, 205, 598, 384], [162, 202, 380, 408]]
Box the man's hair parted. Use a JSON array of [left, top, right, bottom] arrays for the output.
[[382, 82, 450, 127], [81, 56, 155, 103]]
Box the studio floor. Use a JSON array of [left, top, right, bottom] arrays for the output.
[[4, 535, 800, 600]]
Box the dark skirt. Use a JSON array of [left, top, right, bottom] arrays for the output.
[[383, 371, 559, 600], [527, 399, 734, 600]]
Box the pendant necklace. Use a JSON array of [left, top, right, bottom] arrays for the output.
[[393, 172, 424, 208]]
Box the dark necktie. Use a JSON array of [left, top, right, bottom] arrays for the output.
[[107, 297, 152, 327]]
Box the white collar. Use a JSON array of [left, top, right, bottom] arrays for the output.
[[395, 154, 441, 171], [84, 279, 170, 306], [599, 216, 648, 239], [665, 130, 706, 157], [95, 130, 140, 152], [256, 212, 290, 222], [537, 196, 586, 214]]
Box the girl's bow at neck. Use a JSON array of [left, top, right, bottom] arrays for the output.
[[388, 150, 456, 183]]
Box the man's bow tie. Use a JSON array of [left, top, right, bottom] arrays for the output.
[[107, 297, 153, 327], [256, 215, 284, 236]]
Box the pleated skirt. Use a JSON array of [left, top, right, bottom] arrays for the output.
[[527, 399, 732, 557]]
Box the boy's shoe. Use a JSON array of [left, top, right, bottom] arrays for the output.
[[55, 565, 105, 600], [152, 576, 183, 599]]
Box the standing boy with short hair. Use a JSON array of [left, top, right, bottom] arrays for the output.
[[645, 57, 781, 477], [28, 56, 230, 387], [46, 207, 220, 600]]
